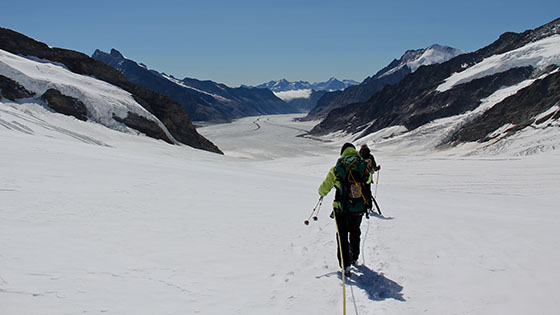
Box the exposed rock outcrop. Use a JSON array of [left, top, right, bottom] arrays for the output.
[[0, 74, 35, 100], [112, 112, 173, 143], [451, 69, 560, 143], [40, 89, 88, 122]]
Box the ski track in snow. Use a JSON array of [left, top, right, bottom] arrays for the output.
[[1, 104, 559, 314], [0, 104, 109, 146]]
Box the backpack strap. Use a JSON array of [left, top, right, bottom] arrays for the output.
[[347, 164, 369, 205]]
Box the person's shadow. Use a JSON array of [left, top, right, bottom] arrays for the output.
[[345, 265, 405, 302]]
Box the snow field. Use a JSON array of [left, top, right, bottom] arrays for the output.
[[200, 115, 560, 315], [1, 102, 559, 314]]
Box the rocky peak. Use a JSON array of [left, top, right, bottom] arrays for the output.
[[92, 49, 126, 64], [110, 48, 125, 59], [374, 44, 465, 79]]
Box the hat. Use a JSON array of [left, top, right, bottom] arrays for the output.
[[359, 144, 370, 155], [340, 142, 355, 155]]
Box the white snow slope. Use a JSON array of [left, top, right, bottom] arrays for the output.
[[0, 49, 175, 142], [1, 93, 559, 315], [437, 35, 560, 92]]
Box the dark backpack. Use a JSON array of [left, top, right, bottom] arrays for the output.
[[334, 155, 369, 213]]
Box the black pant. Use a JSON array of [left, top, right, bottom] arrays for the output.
[[363, 183, 373, 210], [334, 211, 363, 268]]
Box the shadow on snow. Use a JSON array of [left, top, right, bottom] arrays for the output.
[[317, 265, 405, 302], [368, 212, 394, 220], [347, 264, 405, 301]]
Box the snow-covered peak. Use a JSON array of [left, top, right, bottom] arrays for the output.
[[377, 44, 465, 78], [253, 78, 358, 92], [255, 79, 312, 92], [408, 44, 466, 72]]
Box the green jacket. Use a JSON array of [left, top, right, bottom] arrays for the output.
[[318, 147, 371, 212]]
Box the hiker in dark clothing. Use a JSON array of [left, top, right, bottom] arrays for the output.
[[318, 143, 371, 273], [359, 144, 381, 212]]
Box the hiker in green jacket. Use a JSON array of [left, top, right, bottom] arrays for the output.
[[319, 143, 371, 272]]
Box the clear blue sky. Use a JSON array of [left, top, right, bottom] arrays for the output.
[[2, 0, 559, 87]]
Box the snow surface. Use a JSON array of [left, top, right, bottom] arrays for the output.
[[2, 96, 559, 314], [437, 35, 560, 92], [406, 45, 465, 73], [273, 89, 313, 102]]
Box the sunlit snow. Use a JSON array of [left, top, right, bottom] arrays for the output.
[[2, 99, 559, 314], [273, 89, 313, 102], [437, 35, 560, 92]]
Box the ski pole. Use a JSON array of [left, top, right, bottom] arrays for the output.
[[304, 196, 323, 225], [375, 169, 382, 215], [372, 196, 382, 216], [374, 169, 380, 198]]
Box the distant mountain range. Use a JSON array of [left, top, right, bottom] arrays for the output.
[[241, 78, 358, 113], [92, 49, 298, 122], [309, 18, 560, 152], [247, 78, 359, 92], [0, 28, 222, 154], [304, 44, 465, 120]]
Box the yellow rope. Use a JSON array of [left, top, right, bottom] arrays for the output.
[[334, 155, 369, 315], [333, 211, 347, 315]]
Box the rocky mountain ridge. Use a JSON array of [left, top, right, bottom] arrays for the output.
[[93, 49, 296, 122], [304, 44, 465, 120], [309, 18, 560, 150]]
